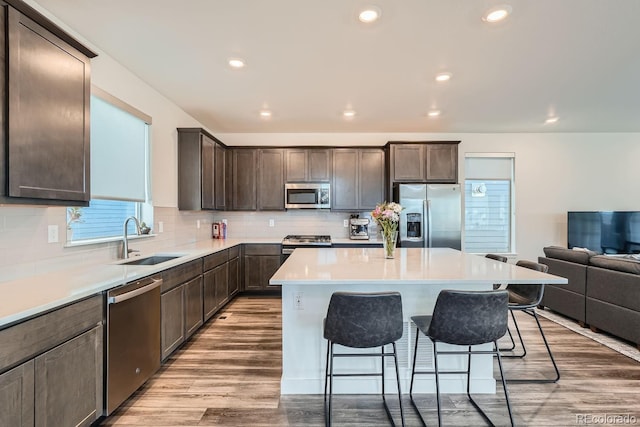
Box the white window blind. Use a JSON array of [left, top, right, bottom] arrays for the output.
[[464, 154, 515, 254], [90, 95, 149, 201]]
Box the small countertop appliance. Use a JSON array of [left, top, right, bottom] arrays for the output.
[[349, 216, 370, 240]]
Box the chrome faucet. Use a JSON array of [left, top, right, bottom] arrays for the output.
[[122, 216, 142, 259]]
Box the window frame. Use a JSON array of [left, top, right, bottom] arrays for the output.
[[65, 88, 153, 246], [463, 152, 516, 255]]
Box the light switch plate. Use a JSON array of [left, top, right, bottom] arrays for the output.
[[158, 221, 164, 233], [47, 225, 59, 243], [343, 219, 349, 227]]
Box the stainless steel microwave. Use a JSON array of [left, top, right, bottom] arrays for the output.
[[285, 183, 331, 209]]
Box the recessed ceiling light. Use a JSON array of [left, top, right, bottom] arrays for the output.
[[482, 5, 512, 23], [428, 110, 441, 118], [260, 110, 272, 118], [228, 58, 245, 69], [545, 116, 559, 124], [343, 109, 356, 118], [358, 6, 381, 23], [435, 72, 452, 82]]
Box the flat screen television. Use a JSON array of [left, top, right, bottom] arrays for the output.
[[568, 211, 640, 254]]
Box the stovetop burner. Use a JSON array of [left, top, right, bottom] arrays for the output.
[[282, 235, 332, 246]]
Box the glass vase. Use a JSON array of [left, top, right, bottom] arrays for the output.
[[382, 230, 398, 259]]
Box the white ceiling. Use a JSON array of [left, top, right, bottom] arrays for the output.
[[34, 0, 640, 133]]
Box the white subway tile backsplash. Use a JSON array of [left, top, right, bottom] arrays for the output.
[[0, 205, 372, 282]]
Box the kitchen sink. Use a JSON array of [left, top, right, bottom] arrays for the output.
[[120, 255, 182, 266]]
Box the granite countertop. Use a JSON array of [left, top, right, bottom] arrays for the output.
[[0, 238, 280, 329], [271, 247, 569, 286]]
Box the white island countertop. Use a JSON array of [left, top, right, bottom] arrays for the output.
[[270, 247, 568, 286], [270, 247, 567, 396]]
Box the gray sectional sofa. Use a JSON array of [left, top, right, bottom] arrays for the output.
[[539, 246, 640, 348]]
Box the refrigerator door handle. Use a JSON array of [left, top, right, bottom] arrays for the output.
[[425, 199, 432, 247]]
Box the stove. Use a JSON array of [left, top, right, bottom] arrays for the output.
[[282, 235, 332, 255]]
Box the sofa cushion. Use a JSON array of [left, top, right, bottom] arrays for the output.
[[589, 255, 640, 275], [543, 246, 594, 265]]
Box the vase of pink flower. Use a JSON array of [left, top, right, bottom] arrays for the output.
[[371, 201, 403, 259]]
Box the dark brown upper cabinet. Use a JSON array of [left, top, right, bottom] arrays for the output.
[[332, 148, 384, 211], [258, 149, 285, 211], [177, 128, 221, 210], [231, 149, 258, 210], [285, 149, 331, 182], [0, 2, 97, 205], [386, 142, 459, 190]]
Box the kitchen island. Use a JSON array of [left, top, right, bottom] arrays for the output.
[[269, 247, 568, 395]]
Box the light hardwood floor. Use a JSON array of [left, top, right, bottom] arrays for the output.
[[100, 295, 640, 426]]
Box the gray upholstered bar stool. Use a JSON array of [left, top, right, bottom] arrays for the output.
[[485, 254, 509, 289], [409, 289, 514, 427], [501, 260, 560, 383], [323, 291, 405, 427]]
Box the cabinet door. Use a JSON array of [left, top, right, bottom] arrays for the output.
[[184, 276, 203, 339], [214, 143, 227, 210], [308, 149, 331, 181], [232, 149, 257, 210], [332, 149, 358, 211], [245, 255, 282, 291], [7, 9, 90, 203], [358, 149, 385, 210], [200, 134, 216, 210], [285, 149, 307, 182], [261, 256, 282, 291], [0, 360, 34, 427], [228, 256, 240, 297], [258, 149, 285, 210], [214, 263, 229, 309], [425, 143, 458, 182], [392, 144, 425, 182], [203, 269, 217, 321], [34, 326, 103, 427], [161, 285, 184, 360]]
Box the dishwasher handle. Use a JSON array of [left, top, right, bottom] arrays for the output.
[[108, 277, 162, 304]]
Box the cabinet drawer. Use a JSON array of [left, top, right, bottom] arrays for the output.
[[243, 244, 281, 256], [161, 259, 203, 293], [0, 295, 103, 373], [204, 250, 229, 271], [228, 245, 240, 259]]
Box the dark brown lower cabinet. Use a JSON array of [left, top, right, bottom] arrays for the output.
[[243, 244, 282, 292], [0, 295, 103, 426], [34, 326, 103, 427], [228, 255, 240, 296], [0, 360, 34, 427], [160, 260, 203, 361], [203, 263, 228, 321], [160, 284, 185, 360], [184, 276, 204, 338]]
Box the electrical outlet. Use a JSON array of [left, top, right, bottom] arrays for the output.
[[47, 225, 59, 243], [196, 220, 201, 229], [158, 221, 164, 233], [294, 292, 304, 310], [343, 219, 349, 227], [269, 219, 275, 227]]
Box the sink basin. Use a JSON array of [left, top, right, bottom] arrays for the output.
[[121, 255, 182, 266]]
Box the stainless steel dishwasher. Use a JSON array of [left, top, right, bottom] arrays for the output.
[[106, 275, 162, 415]]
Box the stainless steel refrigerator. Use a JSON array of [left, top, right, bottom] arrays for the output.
[[393, 183, 461, 249]]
